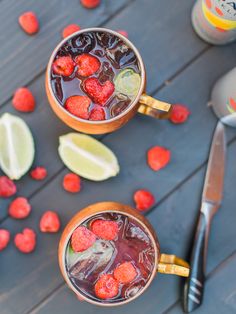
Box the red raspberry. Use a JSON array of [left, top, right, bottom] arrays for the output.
[[8, 197, 31, 219], [84, 78, 114, 106], [89, 107, 105, 121], [114, 262, 137, 284], [91, 219, 118, 240], [14, 228, 36, 253], [18, 11, 39, 35], [40, 211, 60, 233], [75, 53, 101, 77], [52, 56, 75, 77], [62, 24, 81, 39], [95, 274, 119, 299], [63, 173, 81, 193], [147, 146, 171, 171], [64, 95, 91, 119], [30, 167, 47, 180], [71, 226, 96, 252], [12, 87, 35, 112], [81, 0, 100, 9], [134, 189, 155, 211], [117, 30, 128, 38], [170, 104, 190, 124], [0, 229, 10, 251], [0, 176, 17, 198]]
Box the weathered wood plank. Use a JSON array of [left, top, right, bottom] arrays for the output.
[[1, 43, 235, 225], [165, 252, 236, 314], [100, 43, 236, 208], [1, 43, 235, 222], [9, 137, 235, 314], [0, 0, 129, 105], [105, 0, 208, 93], [32, 252, 236, 314], [0, 1, 235, 313], [0, 0, 207, 107], [0, 76, 72, 221], [1, 109, 236, 314], [0, 0, 212, 222]]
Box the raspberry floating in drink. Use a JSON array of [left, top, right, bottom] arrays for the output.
[[76, 53, 101, 77], [91, 219, 118, 240], [65, 212, 155, 304], [50, 31, 141, 121], [95, 274, 119, 299]]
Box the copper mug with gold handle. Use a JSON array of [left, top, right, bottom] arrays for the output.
[[46, 28, 172, 135], [58, 202, 189, 307]]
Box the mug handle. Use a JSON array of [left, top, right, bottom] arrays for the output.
[[138, 93, 172, 119], [157, 254, 190, 277]]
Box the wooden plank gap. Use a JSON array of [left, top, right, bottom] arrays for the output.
[[0, 0, 137, 110], [25, 282, 65, 314], [150, 45, 212, 97]]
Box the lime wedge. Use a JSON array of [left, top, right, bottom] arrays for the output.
[[114, 68, 141, 97], [0, 113, 35, 180], [58, 133, 120, 181]]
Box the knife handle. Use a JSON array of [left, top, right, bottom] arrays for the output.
[[183, 202, 217, 313]]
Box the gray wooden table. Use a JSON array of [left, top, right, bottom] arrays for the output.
[[0, 1, 236, 313]]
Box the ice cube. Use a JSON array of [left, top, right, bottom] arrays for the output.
[[67, 239, 115, 280], [110, 94, 130, 117]]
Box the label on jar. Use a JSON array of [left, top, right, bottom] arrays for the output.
[[202, 0, 236, 30]]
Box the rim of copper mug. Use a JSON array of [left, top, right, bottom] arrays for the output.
[[60, 208, 159, 307], [46, 27, 146, 125]]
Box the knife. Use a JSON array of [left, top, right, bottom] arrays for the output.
[[183, 121, 226, 312]]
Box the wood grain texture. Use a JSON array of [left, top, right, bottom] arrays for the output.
[[1, 44, 236, 314], [16, 138, 236, 314], [0, 1, 236, 313], [0, 0, 130, 105], [0, 44, 235, 221], [0, 0, 207, 107], [103, 0, 208, 94], [0, 0, 216, 222], [166, 252, 236, 314]]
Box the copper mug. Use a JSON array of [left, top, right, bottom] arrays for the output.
[[46, 28, 172, 135], [58, 202, 190, 306]]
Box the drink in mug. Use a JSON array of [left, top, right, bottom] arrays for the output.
[[65, 212, 156, 304], [192, 0, 236, 44], [58, 202, 190, 306], [46, 28, 172, 134], [50, 31, 141, 121]]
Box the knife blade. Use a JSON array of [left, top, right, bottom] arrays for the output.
[[202, 121, 226, 206], [183, 121, 226, 313]]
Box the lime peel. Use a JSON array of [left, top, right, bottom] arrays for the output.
[[114, 68, 141, 97], [0, 113, 35, 180], [58, 133, 120, 181]]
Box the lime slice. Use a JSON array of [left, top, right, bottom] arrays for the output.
[[0, 113, 35, 180], [58, 133, 120, 181], [114, 68, 141, 97]]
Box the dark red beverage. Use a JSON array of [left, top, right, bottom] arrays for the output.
[[65, 212, 155, 304], [50, 31, 141, 121]]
